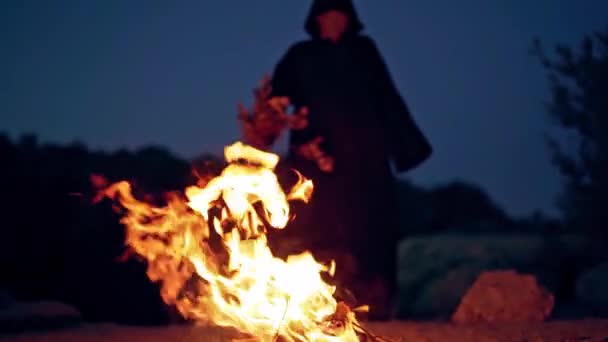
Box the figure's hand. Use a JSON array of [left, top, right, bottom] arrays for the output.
[[296, 136, 322, 160], [317, 154, 334, 173], [296, 137, 334, 173]]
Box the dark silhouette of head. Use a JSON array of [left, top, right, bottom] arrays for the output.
[[304, 0, 364, 41]]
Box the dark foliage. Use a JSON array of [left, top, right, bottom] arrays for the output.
[[532, 28, 608, 239], [0, 133, 516, 325], [0, 133, 194, 325]]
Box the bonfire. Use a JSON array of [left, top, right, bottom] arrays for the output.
[[95, 141, 396, 342]]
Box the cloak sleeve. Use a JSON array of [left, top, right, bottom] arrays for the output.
[[362, 37, 433, 173], [271, 46, 317, 148]]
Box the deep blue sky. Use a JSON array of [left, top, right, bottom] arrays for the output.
[[1, 1, 607, 218]]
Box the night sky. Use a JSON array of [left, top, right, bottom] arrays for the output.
[[2, 1, 607, 218]]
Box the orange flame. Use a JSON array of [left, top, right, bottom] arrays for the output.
[[99, 142, 359, 341]]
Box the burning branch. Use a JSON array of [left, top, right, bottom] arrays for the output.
[[238, 75, 308, 150], [238, 75, 334, 173]]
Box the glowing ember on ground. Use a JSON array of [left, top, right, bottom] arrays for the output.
[[96, 142, 365, 342]]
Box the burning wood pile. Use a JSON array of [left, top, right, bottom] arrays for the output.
[[95, 142, 396, 341]]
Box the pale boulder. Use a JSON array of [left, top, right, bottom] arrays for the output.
[[452, 270, 554, 323]]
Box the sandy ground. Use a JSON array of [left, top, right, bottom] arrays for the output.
[[1, 320, 608, 342]]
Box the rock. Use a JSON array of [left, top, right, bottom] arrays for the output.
[[576, 261, 608, 316], [396, 234, 592, 318], [452, 270, 554, 323]]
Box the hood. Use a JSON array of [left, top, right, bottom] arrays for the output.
[[304, 0, 364, 39]]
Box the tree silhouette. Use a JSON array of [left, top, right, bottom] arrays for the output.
[[533, 29, 608, 238], [426, 181, 511, 233]]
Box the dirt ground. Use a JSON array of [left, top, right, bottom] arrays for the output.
[[1, 320, 608, 342]]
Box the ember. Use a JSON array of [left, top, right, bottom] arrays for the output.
[[96, 142, 366, 341]]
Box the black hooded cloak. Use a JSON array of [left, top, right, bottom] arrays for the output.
[[271, 0, 432, 297]]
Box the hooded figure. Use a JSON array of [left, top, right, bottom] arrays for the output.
[[269, 0, 432, 319]]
